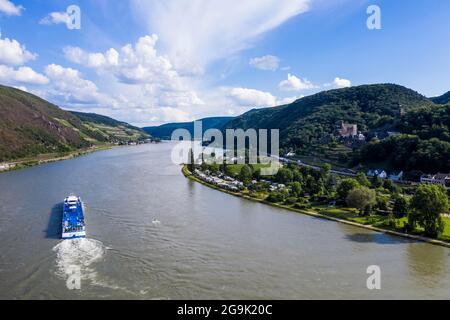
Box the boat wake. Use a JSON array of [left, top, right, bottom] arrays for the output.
[[53, 238, 111, 288]]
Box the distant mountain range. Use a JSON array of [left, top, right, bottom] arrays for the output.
[[0, 85, 149, 162], [143, 116, 234, 139], [1, 83, 450, 173]]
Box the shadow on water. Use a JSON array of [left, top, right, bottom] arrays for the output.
[[344, 233, 417, 245], [45, 203, 62, 239]]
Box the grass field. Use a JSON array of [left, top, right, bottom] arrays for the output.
[[319, 206, 450, 242]]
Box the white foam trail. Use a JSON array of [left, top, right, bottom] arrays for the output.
[[152, 219, 161, 225], [53, 238, 106, 286]]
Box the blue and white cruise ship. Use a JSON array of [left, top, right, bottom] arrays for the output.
[[62, 195, 86, 239]]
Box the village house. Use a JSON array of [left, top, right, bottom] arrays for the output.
[[420, 173, 450, 187], [389, 171, 404, 182], [0, 164, 10, 171], [367, 169, 388, 179], [357, 132, 366, 142]]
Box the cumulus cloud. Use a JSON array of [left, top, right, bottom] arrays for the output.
[[0, 0, 23, 16], [64, 46, 118, 68], [0, 35, 37, 66], [44, 64, 116, 106], [131, 0, 310, 73], [277, 95, 303, 105], [229, 87, 277, 107], [279, 73, 316, 91], [249, 55, 280, 71], [40, 12, 70, 25], [0, 34, 46, 86], [0, 65, 49, 85], [64, 35, 204, 111], [65, 36, 185, 87], [333, 77, 352, 88]]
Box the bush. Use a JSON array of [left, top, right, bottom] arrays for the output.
[[285, 197, 298, 205], [267, 192, 286, 203]]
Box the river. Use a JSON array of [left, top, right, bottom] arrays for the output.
[[0, 142, 449, 299]]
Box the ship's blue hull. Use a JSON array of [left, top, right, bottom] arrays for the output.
[[62, 196, 86, 239]]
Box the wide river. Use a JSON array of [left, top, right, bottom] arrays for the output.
[[0, 142, 449, 299]]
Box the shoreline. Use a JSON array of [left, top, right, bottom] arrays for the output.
[[182, 165, 450, 249], [0, 145, 114, 173]]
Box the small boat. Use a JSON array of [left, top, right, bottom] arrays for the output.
[[62, 195, 86, 239]]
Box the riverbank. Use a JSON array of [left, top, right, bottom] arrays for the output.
[[182, 165, 450, 248], [0, 145, 113, 173]]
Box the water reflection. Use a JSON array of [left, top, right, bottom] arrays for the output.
[[45, 203, 62, 239], [345, 233, 416, 245]]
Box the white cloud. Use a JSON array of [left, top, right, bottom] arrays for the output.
[[0, 65, 49, 85], [64, 46, 119, 68], [276, 95, 303, 105], [40, 12, 70, 25], [333, 77, 352, 88], [157, 107, 192, 122], [64, 35, 204, 114], [279, 73, 316, 91], [0, 35, 37, 66], [65, 35, 189, 89], [131, 0, 310, 73], [13, 85, 28, 92], [249, 55, 280, 71], [44, 64, 116, 106], [0, 0, 23, 16], [229, 87, 277, 107]]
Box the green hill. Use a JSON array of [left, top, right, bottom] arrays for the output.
[[431, 91, 450, 105], [0, 85, 149, 162], [70, 111, 149, 143], [225, 84, 434, 150], [143, 116, 234, 139], [225, 83, 450, 174]]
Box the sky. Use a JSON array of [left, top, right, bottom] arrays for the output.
[[0, 0, 449, 127]]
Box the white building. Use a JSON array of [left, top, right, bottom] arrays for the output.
[[421, 173, 450, 187]]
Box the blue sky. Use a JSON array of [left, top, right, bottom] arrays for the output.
[[0, 0, 449, 126]]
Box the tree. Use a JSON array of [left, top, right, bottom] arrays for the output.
[[346, 187, 377, 215], [356, 172, 371, 187], [409, 184, 449, 237], [188, 148, 195, 172], [371, 176, 384, 189], [239, 165, 253, 185], [304, 176, 324, 196], [383, 179, 399, 193], [276, 168, 294, 184], [225, 164, 235, 177], [337, 178, 360, 201], [267, 191, 286, 203], [320, 164, 331, 179], [289, 181, 303, 197], [210, 162, 220, 175], [252, 167, 261, 180], [292, 168, 303, 183], [338, 153, 349, 164], [393, 196, 409, 219], [375, 193, 389, 211]]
